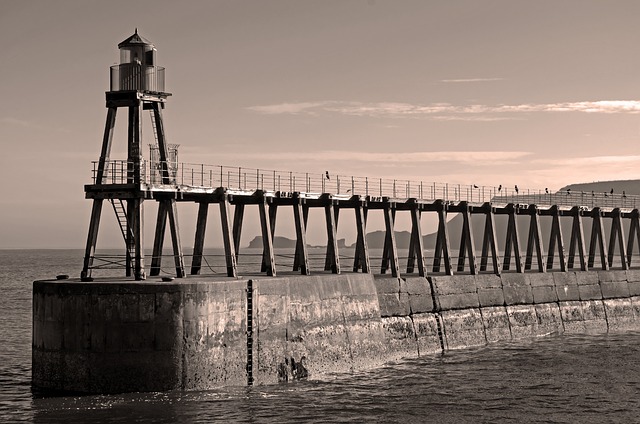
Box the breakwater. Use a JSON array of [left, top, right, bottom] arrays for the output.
[[32, 270, 640, 393]]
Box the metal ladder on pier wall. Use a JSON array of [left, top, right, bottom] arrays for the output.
[[110, 199, 134, 267]]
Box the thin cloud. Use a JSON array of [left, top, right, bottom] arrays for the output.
[[534, 155, 640, 167], [246, 101, 332, 115], [1, 117, 32, 127], [441, 78, 504, 83], [208, 150, 532, 166], [247, 100, 640, 120]]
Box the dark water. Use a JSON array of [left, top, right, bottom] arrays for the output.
[[2, 250, 640, 423]]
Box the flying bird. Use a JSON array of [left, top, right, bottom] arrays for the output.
[[473, 184, 479, 189]]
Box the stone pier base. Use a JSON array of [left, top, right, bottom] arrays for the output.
[[33, 270, 640, 393]]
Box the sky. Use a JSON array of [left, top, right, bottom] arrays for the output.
[[2, 0, 640, 249]]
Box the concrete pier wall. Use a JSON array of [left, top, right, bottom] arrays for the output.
[[33, 270, 640, 393]]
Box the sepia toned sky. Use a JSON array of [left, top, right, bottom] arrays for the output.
[[2, 0, 640, 249]]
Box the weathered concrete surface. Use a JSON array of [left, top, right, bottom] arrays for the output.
[[32, 279, 248, 393], [251, 274, 389, 384], [32, 270, 640, 394]]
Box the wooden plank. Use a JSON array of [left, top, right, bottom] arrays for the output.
[[324, 203, 340, 274], [503, 205, 523, 273], [151, 103, 172, 184], [546, 206, 567, 272], [382, 203, 400, 277], [626, 209, 640, 267], [525, 207, 546, 272], [588, 208, 609, 270], [95, 107, 117, 184], [293, 201, 310, 275], [219, 195, 238, 277], [232, 204, 245, 260], [81, 199, 103, 280], [293, 204, 310, 271], [409, 206, 427, 277], [608, 208, 628, 270], [261, 204, 278, 272], [259, 199, 276, 276], [381, 207, 396, 274], [353, 203, 370, 273], [128, 198, 145, 280], [190, 202, 209, 275], [406, 215, 417, 273], [458, 204, 477, 274], [433, 204, 453, 275], [325, 206, 340, 271], [150, 200, 168, 276], [167, 199, 185, 277], [568, 208, 587, 271], [480, 205, 501, 274], [127, 104, 143, 184]]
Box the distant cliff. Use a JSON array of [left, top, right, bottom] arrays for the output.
[[247, 236, 348, 249]]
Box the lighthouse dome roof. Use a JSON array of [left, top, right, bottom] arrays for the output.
[[118, 29, 154, 48]]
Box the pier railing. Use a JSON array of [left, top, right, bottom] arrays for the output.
[[91, 160, 640, 209]]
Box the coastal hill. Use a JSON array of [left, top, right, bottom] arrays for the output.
[[245, 180, 640, 250]]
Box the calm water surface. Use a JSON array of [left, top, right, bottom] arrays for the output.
[[2, 249, 640, 423]]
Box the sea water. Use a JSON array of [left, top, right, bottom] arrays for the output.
[[2, 249, 640, 423]]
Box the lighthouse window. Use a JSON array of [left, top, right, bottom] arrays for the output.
[[145, 50, 154, 66]]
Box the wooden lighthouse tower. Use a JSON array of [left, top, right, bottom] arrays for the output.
[[81, 30, 184, 281]]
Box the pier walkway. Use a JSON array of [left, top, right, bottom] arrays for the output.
[[83, 159, 640, 281]]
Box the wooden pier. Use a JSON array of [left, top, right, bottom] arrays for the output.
[[81, 31, 640, 281]]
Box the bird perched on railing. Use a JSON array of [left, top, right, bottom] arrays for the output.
[[325, 171, 330, 180], [498, 184, 502, 192], [515, 185, 519, 194]]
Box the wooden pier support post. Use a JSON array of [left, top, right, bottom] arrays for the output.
[[190, 202, 209, 275], [293, 202, 310, 273], [432, 200, 453, 275], [323, 196, 340, 274], [292, 195, 310, 275], [545, 205, 566, 271], [408, 201, 427, 277], [80, 106, 117, 280], [567, 206, 588, 271], [381, 199, 400, 277], [524, 205, 546, 272], [232, 204, 245, 260], [627, 209, 640, 268], [455, 202, 478, 275], [353, 197, 370, 273], [81, 200, 104, 280], [261, 203, 278, 273], [150, 201, 168, 276], [126, 198, 145, 280], [588, 207, 609, 270], [219, 193, 238, 277], [150, 199, 185, 278], [607, 208, 628, 270], [503, 203, 523, 273], [258, 193, 276, 276], [479, 203, 501, 275]]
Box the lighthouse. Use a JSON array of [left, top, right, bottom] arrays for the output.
[[81, 30, 184, 281]]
